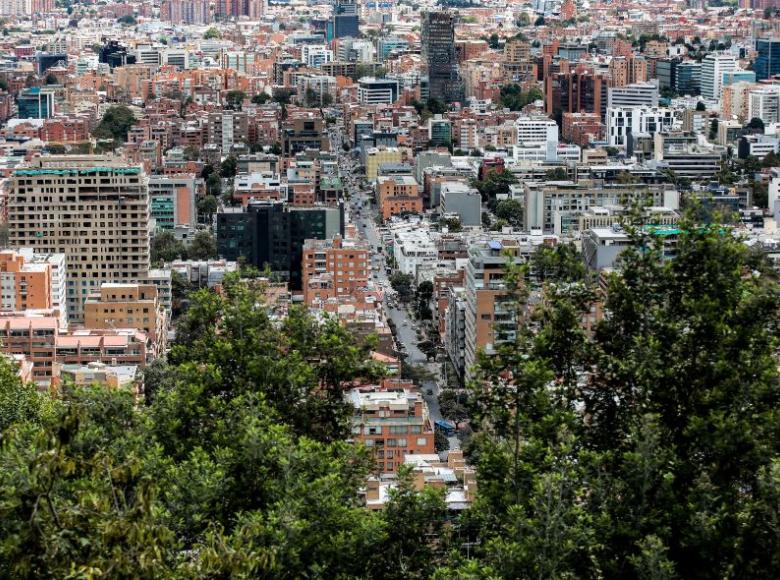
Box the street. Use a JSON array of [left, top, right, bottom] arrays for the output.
[[335, 142, 458, 448]]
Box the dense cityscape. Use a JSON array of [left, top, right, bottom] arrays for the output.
[[0, 0, 778, 576]]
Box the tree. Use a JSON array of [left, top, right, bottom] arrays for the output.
[[224, 90, 246, 110], [696, 100, 707, 111], [205, 174, 222, 199], [716, 159, 736, 185], [500, 84, 544, 111], [390, 272, 414, 302], [220, 155, 237, 179], [151, 230, 186, 265], [494, 199, 524, 228], [709, 118, 719, 142], [449, 216, 780, 578], [471, 170, 518, 202], [203, 26, 221, 39], [303, 87, 319, 107], [44, 73, 58, 85], [117, 14, 136, 26], [617, 170, 640, 184], [746, 117, 765, 132], [272, 87, 294, 104], [187, 230, 218, 260], [45, 143, 67, 154], [545, 167, 568, 180], [183, 144, 200, 161], [415, 280, 434, 320], [197, 194, 218, 223], [426, 98, 448, 115], [530, 242, 585, 284], [440, 216, 462, 232], [92, 105, 136, 145], [251, 92, 270, 105], [761, 150, 780, 168]]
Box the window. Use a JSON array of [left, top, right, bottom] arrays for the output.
[[416, 438, 428, 446]]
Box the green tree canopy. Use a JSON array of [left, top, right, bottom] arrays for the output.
[[545, 167, 568, 180], [150, 230, 186, 265], [451, 217, 780, 578], [499, 84, 544, 111], [390, 272, 415, 302], [746, 117, 765, 131], [187, 230, 218, 260], [494, 199, 524, 228], [471, 169, 518, 202], [203, 26, 221, 39], [92, 105, 137, 144], [117, 14, 136, 26], [224, 89, 246, 110], [0, 278, 451, 577]]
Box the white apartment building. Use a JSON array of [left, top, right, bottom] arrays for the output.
[[392, 229, 438, 283], [701, 53, 737, 100], [300, 45, 333, 69], [357, 77, 400, 105], [607, 82, 660, 108], [607, 106, 675, 147], [514, 116, 559, 161], [8, 156, 151, 322], [749, 86, 780, 126]]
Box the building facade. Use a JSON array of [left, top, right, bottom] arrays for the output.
[[8, 156, 151, 322], [421, 11, 462, 103]]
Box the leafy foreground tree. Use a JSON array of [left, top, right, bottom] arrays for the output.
[[0, 279, 449, 578], [443, 221, 780, 578]]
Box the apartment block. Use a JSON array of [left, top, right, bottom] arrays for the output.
[[281, 113, 329, 157], [524, 180, 672, 234], [348, 380, 436, 474], [208, 111, 249, 153], [148, 174, 198, 231], [377, 175, 423, 221], [366, 147, 403, 181], [0, 250, 52, 312], [463, 240, 525, 379], [0, 313, 58, 386], [302, 236, 369, 306], [84, 283, 166, 357], [7, 156, 151, 323]]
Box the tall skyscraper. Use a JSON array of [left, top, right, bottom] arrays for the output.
[[701, 53, 736, 100], [755, 38, 780, 81], [332, 0, 359, 39], [421, 11, 462, 103], [8, 156, 151, 322]]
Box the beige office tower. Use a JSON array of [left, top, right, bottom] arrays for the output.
[[8, 156, 151, 323]]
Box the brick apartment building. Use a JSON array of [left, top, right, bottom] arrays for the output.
[[377, 175, 423, 221], [302, 235, 369, 306], [348, 379, 435, 474]]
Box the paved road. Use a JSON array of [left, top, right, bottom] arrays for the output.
[[346, 187, 458, 448]]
